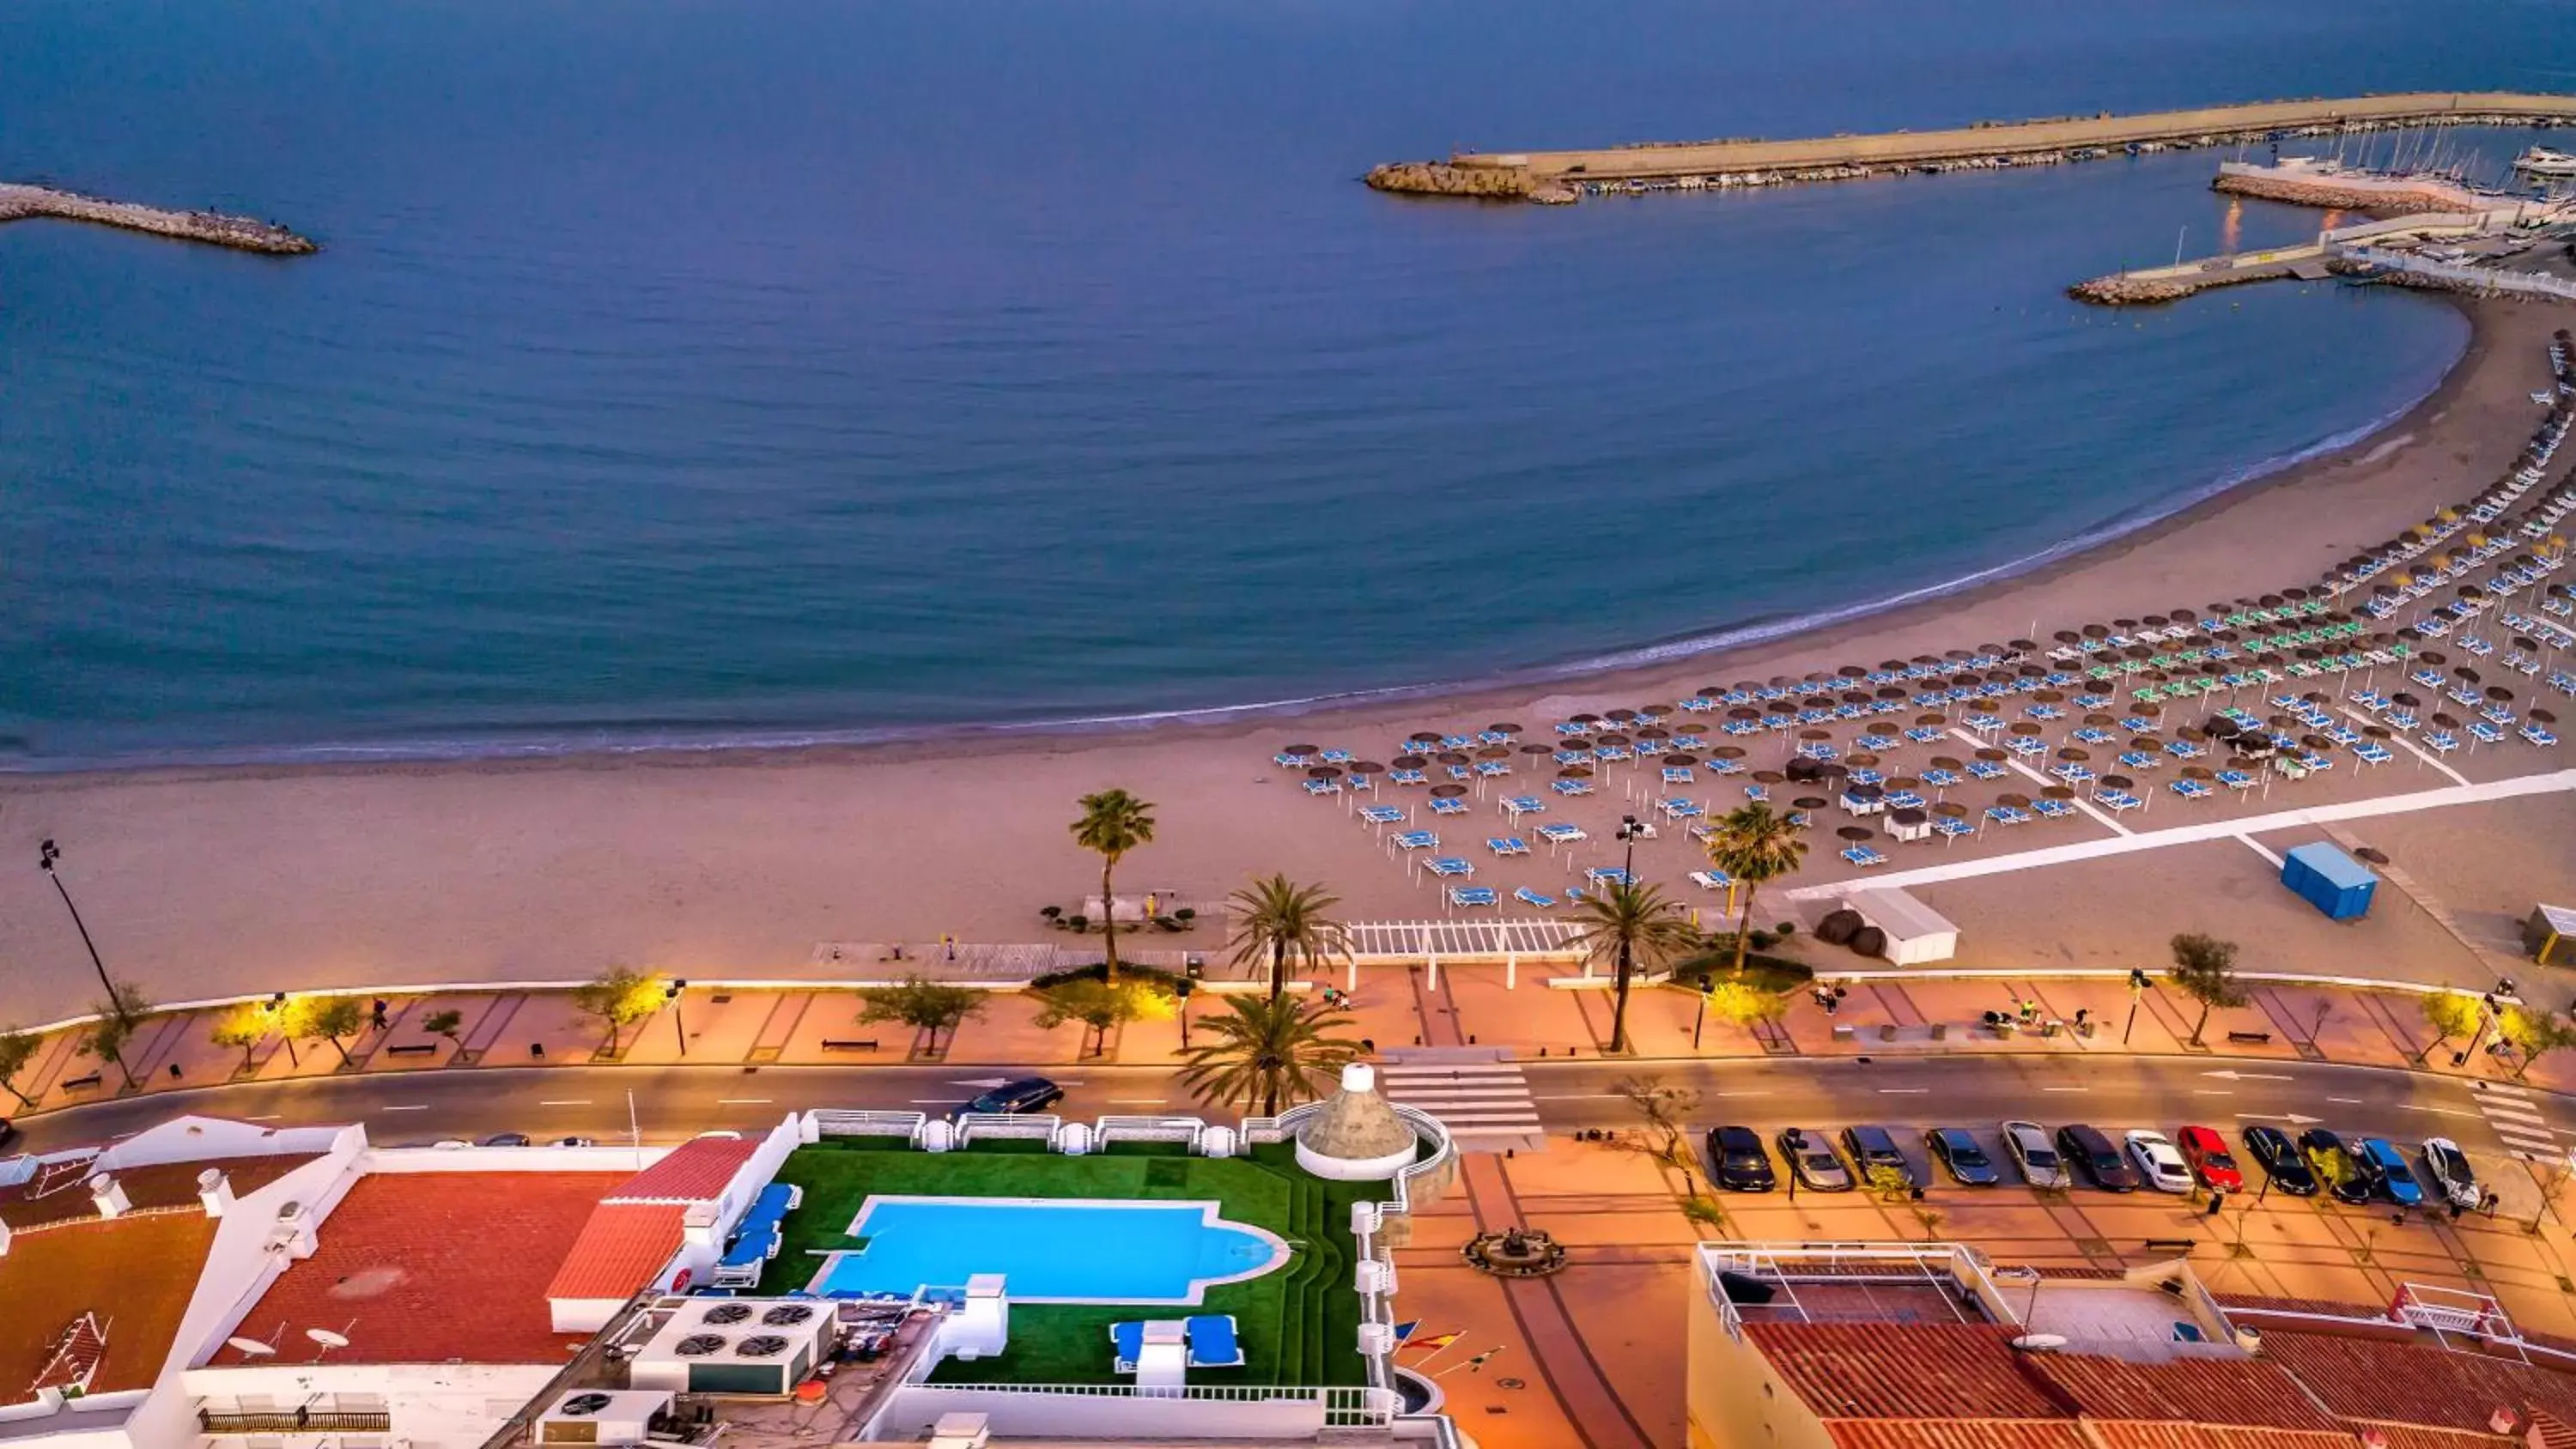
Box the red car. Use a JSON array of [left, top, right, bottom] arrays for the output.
[[2176, 1125, 2244, 1191]]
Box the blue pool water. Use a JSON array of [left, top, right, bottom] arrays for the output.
[[817, 1197, 1287, 1303]]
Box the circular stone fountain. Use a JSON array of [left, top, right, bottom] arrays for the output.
[[1462, 1225, 1568, 1277]]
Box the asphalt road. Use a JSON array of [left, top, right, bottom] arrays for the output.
[[11, 1051, 2564, 1173]]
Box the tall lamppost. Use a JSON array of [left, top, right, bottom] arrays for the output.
[[1611, 815, 1643, 1052], [667, 979, 689, 1058], [2123, 967, 2150, 1045], [38, 840, 125, 1022], [1175, 977, 1196, 1050]]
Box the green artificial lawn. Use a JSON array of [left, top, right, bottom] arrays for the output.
[[759, 1139, 1376, 1386]]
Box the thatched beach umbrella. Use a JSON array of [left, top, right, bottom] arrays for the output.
[[1607, 707, 1638, 724], [1836, 825, 1875, 842], [1558, 765, 1595, 779], [1430, 783, 1467, 799], [1996, 791, 2032, 809], [1752, 769, 1786, 785], [1285, 743, 1321, 756], [1662, 752, 1698, 767], [1713, 744, 1747, 761], [1435, 750, 1470, 767], [1519, 743, 1553, 761], [1793, 796, 1830, 811], [1393, 754, 1428, 769], [1975, 747, 2008, 763], [1847, 751, 1882, 769], [1929, 755, 1963, 771], [1489, 722, 1523, 737]]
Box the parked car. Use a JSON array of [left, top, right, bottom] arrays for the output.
[[2124, 1131, 2196, 1194], [1705, 1126, 1777, 1191], [1925, 1128, 2001, 1186], [551, 1136, 599, 1149], [2002, 1120, 2069, 1190], [480, 1132, 532, 1148], [2241, 1125, 2318, 1197], [2175, 1125, 2243, 1192], [1777, 1128, 1855, 1191], [2298, 1129, 2375, 1204], [2056, 1125, 2142, 1191], [966, 1078, 1064, 1115], [2421, 1137, 2480, 1210], [1841, 1125, 1916, 1189], [2358, 1137, 2425, 1207]]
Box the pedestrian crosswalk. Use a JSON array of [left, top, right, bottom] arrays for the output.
[[2472, 1082, 2564, 1163], [1375, 1048, 1544, 1153]]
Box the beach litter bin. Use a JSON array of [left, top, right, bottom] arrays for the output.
[[2280, 843, 2375, 921]]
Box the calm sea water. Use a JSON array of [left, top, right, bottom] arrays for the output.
[[3, 0, 2564, 767]]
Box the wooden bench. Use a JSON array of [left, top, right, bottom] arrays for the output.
[[2142, 1238, 2197, 1253], [820, 1039, 881, 1053], [59, 1073, 103, 1091], [384, 1043, 440, 1058], [2225, 1030, 2273, 1046]]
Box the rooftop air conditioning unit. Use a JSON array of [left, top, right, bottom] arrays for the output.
[[672, 1336, 726, 1357], [700, 1304, 753, 1325], [733, 1337, 791, 1358], [758, 1306, 814, 1327], [537, 1390, 673, 1446]]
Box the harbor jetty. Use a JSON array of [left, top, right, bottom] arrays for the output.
[[0, 183, 316, 254], [1368, 91, 2576, 204]]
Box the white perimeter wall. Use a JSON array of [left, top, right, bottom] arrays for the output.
[[871, 1386, 1326, 1441]]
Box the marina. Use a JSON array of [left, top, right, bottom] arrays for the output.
[[1367, 92, 2576, 205]]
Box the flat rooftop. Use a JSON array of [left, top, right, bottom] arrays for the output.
[[0, 1211, 219, 1402], [211, 1173, 629, 1367]]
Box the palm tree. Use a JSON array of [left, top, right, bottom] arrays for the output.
[[1177, 995, 1364, 1117], [1229, 874, 1351, 1001], [1569, 881, 1702, 1055], [1071, 789, 1157, 980], [1705, 803, 1808, 979]]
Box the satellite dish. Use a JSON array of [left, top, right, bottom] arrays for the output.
[[226, 1337, 276, 1358], [306, 1329, 351, 1349]]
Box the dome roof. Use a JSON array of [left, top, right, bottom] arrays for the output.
[[1296, 1064, 1418, 1162]]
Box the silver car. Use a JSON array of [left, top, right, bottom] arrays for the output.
[[2002, 1120, 2070, 1189], [1776, 1127, 1856, 1191]]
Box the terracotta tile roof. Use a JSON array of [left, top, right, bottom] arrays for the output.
[[2534, 1409, 2576, 1449], [544, 1203, 687, 1300], [1826, 1422, 2090, 1449], [211, 1172, 629, 1367], [606, 1138, 759, 1203], [0, 1212, 218, 1402], [2027, 1353, 2343, 1430], [2350, 1428, 2511, 1449], [2254, 1328, 2576, 1434], [1746, 1323, 2072, 1420], [2087, 1424, 2363, 1449], [0, 1155, 316, 1230]]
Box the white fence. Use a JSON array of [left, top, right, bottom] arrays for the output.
[[808, 1109, 925, 1141], [951, 1112, 1060, 1146], [1093, 1114, 1208, 1148], [872, 1383, 1379, 1440], [2341, 246, 2576, 301]]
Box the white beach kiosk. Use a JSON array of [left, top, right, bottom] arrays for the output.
[[1840, 886, 1960, 966]]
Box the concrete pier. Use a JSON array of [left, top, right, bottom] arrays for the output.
[[1368, 91, 2576, 203], [0, 183, 316, 255]]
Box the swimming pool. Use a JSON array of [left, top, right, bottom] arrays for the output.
[[811, 1196, 1290, 1304]]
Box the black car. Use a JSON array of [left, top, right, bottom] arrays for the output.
[[2055, 1124, 2142, 1191], [1841, 1125, 1915, 1189], [2241, 1125, 2318, 1196], [1925, 1128, 2001, 1186], [1705, 1125, 1777, 1191], [479, 1131, 532, 1147], [966, 1077, 1064, 1115], [2297, 1128, 2375, 1204]]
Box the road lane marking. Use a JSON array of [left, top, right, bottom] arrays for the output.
[[1711, 1091, 1771, 1098], [2194, 1090, 2233, 1096], [379, 1105, 428, 1113], [2327, 1097, 2361, 1105], [1109, 1098, 1170, 1105], [1879, 1088, 1930, 1094], [2483, 1083, 2534, 1098], [2043, 1087, 2088, 1094], [244, 1114, 282, 1122], [2397, 1105, 2482, 1119], [540, 1100, 592, 1106], [1534, 1094, 1626, 1100], [717, 1098, 774, 1105]]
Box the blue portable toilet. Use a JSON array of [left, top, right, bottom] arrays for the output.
[[2281, 843, 2375, 920]]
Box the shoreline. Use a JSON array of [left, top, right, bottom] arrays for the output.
[[3, 292, 2568, 1019], [3, 288, 2482, 782]]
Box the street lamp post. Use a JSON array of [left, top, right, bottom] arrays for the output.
[[1613, 815, 1641, 1052], [2123, 967, 2150, 1046], [1176, 977, 1195, 1050], [667, 979, 689, 1058], [38, 840, 125, 1021]]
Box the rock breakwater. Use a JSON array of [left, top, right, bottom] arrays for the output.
[[1363, 161, 1532, 200], [0, 183, 317, 254]]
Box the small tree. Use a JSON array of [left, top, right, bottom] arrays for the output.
[[1705, 803, 1809, 979], [1703, 980, 1789, 1041], [1177, 995, 1363, 1116], [573, 966, 668, 1052], [1864, 1163, 1915, 1204], [1568, 881, 1701, 1055], [2417, 990, 2483, 1064], [2502, 1003, 2576, 1082], [210, 1004, 271, 1072], [0, 1029, 39, 1108], [86, 984, 152, 1089], [421, 1009, 465, 1045], [1032, 979, 1170, 1058], [301, 996, 368, 1066], [857, 977, 990, 1056], [1612, 1075, 1702, 1167], [2167, 933, 2245, 1047]]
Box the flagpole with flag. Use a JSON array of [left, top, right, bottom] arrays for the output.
[[1407, 1331, 1466, 1369]]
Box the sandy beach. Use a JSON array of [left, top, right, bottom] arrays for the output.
[[3, 294, 2569, 1024]]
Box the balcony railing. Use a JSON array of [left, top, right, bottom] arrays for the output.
[[199, 1410, 391, 1434]]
